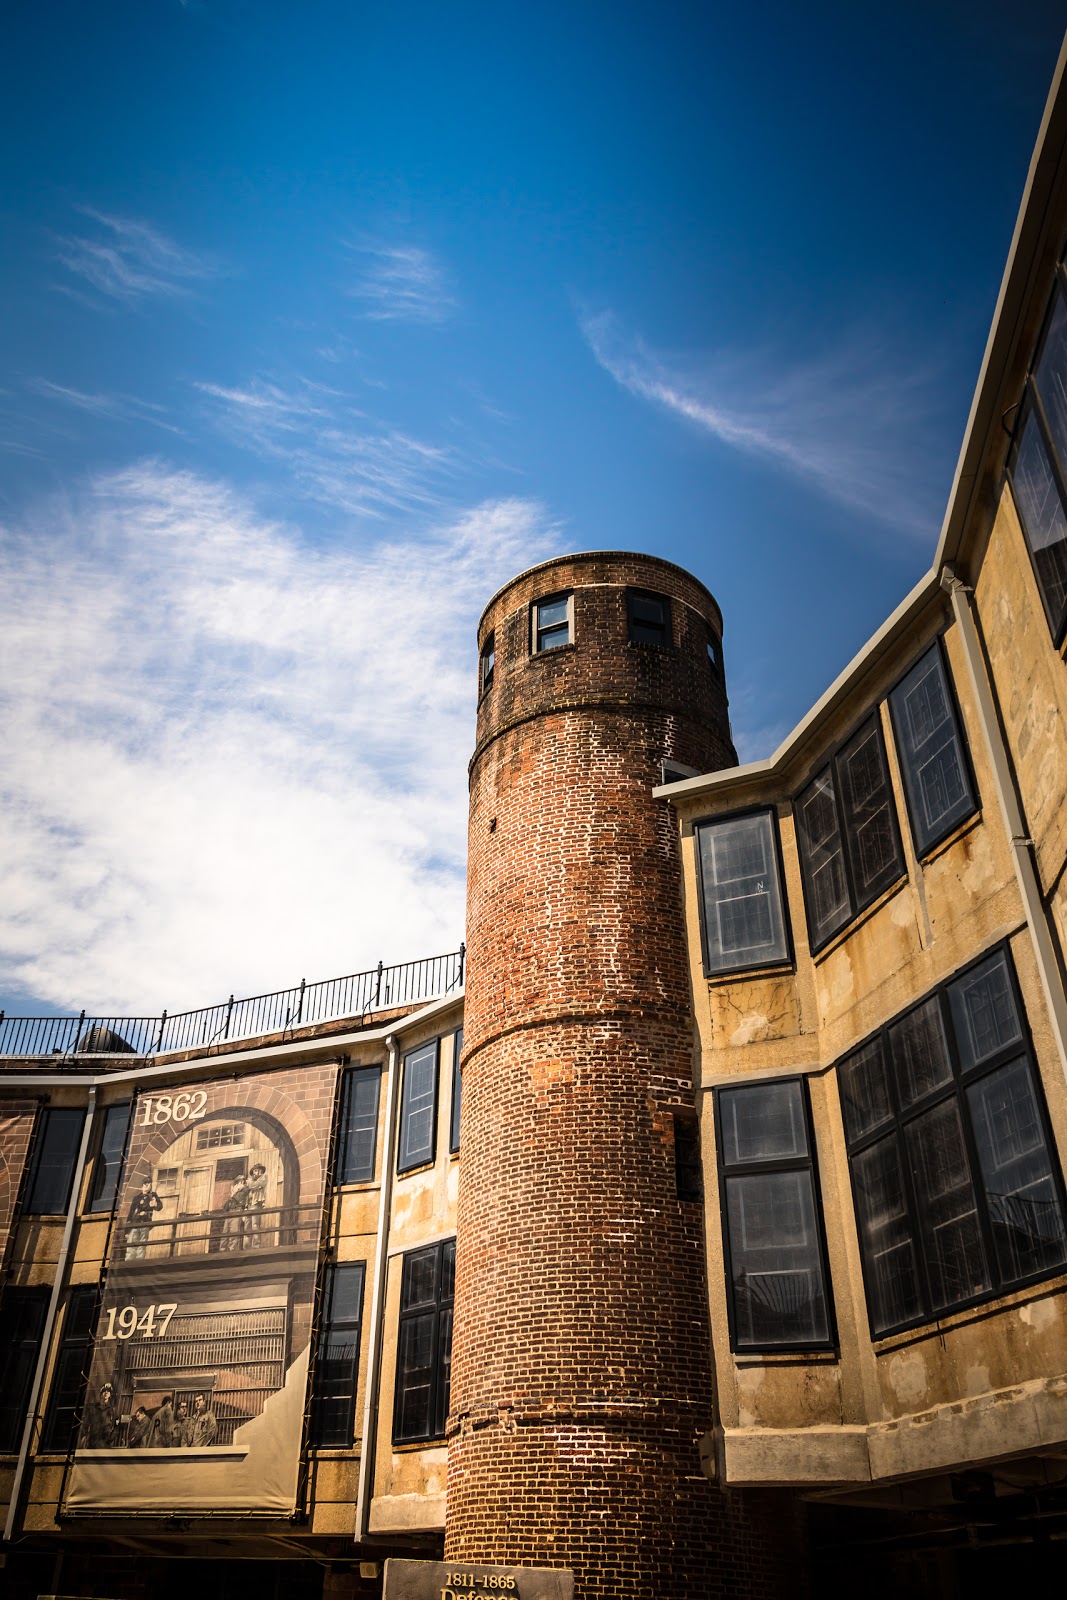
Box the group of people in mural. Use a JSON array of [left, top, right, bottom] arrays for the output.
[[124, 1164, 269, 1258], [84, 1385, 220, 1450]]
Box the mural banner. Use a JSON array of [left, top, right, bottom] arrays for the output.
[[0, 1100, 40, 1268], [65, 1061, 340, 1515]]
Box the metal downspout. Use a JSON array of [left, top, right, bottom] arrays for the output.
[[4, 1085, 97, 1543], [354, 1034, 401, 1544], [943, 567, 1067, 1079]]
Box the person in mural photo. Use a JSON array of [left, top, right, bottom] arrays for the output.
[[187, 1391, 218, 1447], [220, 1172, 248, 1250], [174, 1398, 191, 1446], [125, 1173, 162, 1259], [147, 1393, 176, 1447], [126, 1405, 151, 1448], [243, 1162, 267, 1248], [84, 1381, 119, 1447]]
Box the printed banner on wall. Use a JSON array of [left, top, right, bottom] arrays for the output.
[[65, 1061, 339, 1515], [0, 1100, 40, 1268]]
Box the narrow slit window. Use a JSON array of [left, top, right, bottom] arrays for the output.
[[393, 1238, 454, 1444], [41, 1285, 100, 1452], [398, 1039, 439, 1173], [338, 1066, 382, 1184], [479, 633, 495, 695], [449, 1028, 463, 1154], [87, 1102, 131, 1214], [310, 1262, 365, 1448], [889, 644, 977, 855], [695, 810, 790, 975]]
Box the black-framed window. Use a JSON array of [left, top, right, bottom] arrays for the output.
[[532, 592, 572, 653], [795, 715, 905, 952], [839, 944, 1067, 1339], [449, 1028, 463, 1155], [707, 626, 724, 680], [310, 1262, 365, 1448], [0, 1287, 48, 1452], [393, 1238, 454, 1444], [715, 1078, 833, 1352], [479, 633, 495, 695], [673, 1113, 702, 1201], [338, 1067, 382, 1185], [888, 642, 978, 856], [87, 1102, 131, 1214], [1008, 269, 1067, 642], [24, 1107, 86, 1215], [397, 1039, 439, 1173], [695, 809, 790, 975], [627, 588, 670, 648], [41, 1285, 100, 1453]]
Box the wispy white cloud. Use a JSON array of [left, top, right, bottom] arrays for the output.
[[53, 208, 221, 304], [197, 374, 453, 517], [0, 465, 559, 1012], [346, 240, 454, 323], [29, 380, 183, 434], [581, 310, 946, 539]]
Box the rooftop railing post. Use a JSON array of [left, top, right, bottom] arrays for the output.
[[71, 1010, 86, 1055], [224, 995, 234, 1039], [459, 942, 466, 985], [295, 979, 305, 1027], [155, 1010, 168, 1052], [375, 961, 383, 1008]]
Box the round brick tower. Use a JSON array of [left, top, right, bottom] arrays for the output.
[[447, 552, 795, 1597]]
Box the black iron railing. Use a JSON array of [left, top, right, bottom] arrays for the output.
[[0, 944, 465, 1059]]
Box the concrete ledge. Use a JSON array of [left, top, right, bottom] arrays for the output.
[[369, 1491, 446, 1534], [721, 1425, 871, 1486]]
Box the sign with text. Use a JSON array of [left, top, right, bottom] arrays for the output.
[[65, 1061, 340, 1515], [383, 1560, 574, 1600]]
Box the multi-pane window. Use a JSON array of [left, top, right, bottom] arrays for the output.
[[393, 1239, 454, 1444], [41, 1286, 100, 1452], [889, 643, 978, 855], [0, 1288, 48, 1452], [627, 589, 670, 648], [839, 945, 1067, 1338], [479, 633, 495, 695], [449, 1028, 463, 1155], [197, 1123, 244, 1150], [87, 1102, 131, 1214], [715, 1079, 833, 1351], [695, 810, 790, 975], [1008, 269, 1067, 641], [338, 1067, 381, 1184], [397, 1039, 439, 1173], [532, 593, 572, 653], [795, 716, 905, 952], [310, 1262, 365, 1448], [24, 1107, 86, 1215]]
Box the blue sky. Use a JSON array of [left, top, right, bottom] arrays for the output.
[[1, 1, 1064, 1017]]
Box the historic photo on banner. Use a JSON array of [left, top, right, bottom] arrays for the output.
[[0, 1100, 40, 1268], [65, 1062, 339, 1514]]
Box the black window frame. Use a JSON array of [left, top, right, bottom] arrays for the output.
[[87, 1101, 131, 1215], [41, 1284, 100, 1453], [397, 1038, 440, 1175], [887, 637, 980, 858], [309, 1261, 366, 1448], [1007, 265, 1067, 646], [449, 1027, 463, 1155], [479, 632, 495, 696], [23, 1106, 87, 1216], [714, 1076, 836, 1354], [839, 942, 1067, 1340], [0, 1286, 49, 1453], [531, 591, 573, 654], [694, 806, 793, 978], [707, 624, 725, 681], [626, 587, 672, 649], [392, 1238, 454, 1445], [794, 713, 906, 955], [338, 1065, 382, 1186], [673, 1112, 702, 1202]]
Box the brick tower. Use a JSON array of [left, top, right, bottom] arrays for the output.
[[447, 553, 795, 1597]]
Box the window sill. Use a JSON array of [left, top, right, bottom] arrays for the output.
[[704, 959, 794, 986], [307, 1446, 362, 1459], [732, 1350, 839, 1367], [529, 643, 576, 662], [396, 1160, 436, 1179], [916, 808, 982, 866], [392, 1437, 446, 1453], [335, 1180, 382, 1194], [870, 1269, 1067, 1353], [808, 875, 909, 965]]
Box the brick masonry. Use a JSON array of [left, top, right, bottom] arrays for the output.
[[448, 554, 802, 1596]]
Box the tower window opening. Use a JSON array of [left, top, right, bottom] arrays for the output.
[[627, 589, 671, 648], [479, 634, 495, 695], [532, 592, 572, 653]]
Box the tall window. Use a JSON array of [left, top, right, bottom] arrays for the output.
[[397, 1040, 439, 1173], [1008, 269, 1067, 642], [673, 1113, 702, 1202], [839, 945, 1067, 1338], [627, 589, 670, 648], [715, 1079, 833, 1352], [449, 1028, 463, 1155], [393, 1239, 454, 1444], [479, 633, 495, 695], [795, 716, 905, 952], [310, 1262, 365, 1448], [0, 1288, 48, 1452], [532, 593, 572, 653], [87, 1102, 131, 1214], [695, 810, 790, 975], [24, 1107, 86, 1215], [889, 643, 978, 856], [338, 1067, 382, 1184], [41, 1286, 100, 1453]]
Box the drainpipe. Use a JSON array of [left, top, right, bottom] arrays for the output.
[[4, 1086, 97, 1543], [353, 1033, 401, 1544], [942, 566, 1067, 1080]]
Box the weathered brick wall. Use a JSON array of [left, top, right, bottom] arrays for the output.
[[449, 553, 800, 1596]]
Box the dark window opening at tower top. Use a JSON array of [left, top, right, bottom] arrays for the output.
[[533, 593, 572, 652], [627, 589, 671, 648], [479, 633, 495, 694]]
